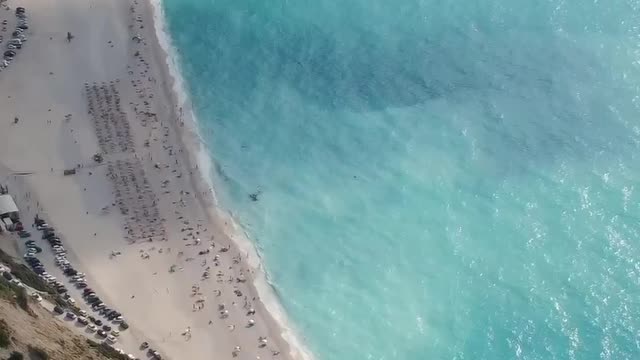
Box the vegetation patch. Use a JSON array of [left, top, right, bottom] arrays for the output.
[[15, 287, 29, 312], [86, 339, 130, 359], [0, 277, 14, 299], [8, 351, 24, 360], [0, 318, 11, 348], [27, 345, 50, 360]]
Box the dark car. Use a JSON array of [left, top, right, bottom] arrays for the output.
[[78, 317, 89, 325], [53, 306, 64, 315], [15, 6, 25, 14], [88, 316, 96, 323], [17, 24, 28, 30], [64, 268, 78, 276], [97, 330, 107, 338], [87, 297, 100, 304], [4, 50, 16, 58], [148, 349, 161, 359], [18, 231, 31, 238], [2, 272, 12, 281], [76, 282, 88, 288], [119, 321, 129, 330], [83, 288, 93, 295], [94, 319, 103, 326], [102, 325, 111, 332]]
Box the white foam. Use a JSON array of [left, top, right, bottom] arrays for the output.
[[146, 1, 314, 359]]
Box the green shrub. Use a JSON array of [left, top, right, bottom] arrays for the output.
[[27, 345, 49, 360], [0, 277, 13, 299], [0, 249, 54, 294], [0, 319, 11, 348], [8, 351, 24, 360], [15, 287, 29, 312]]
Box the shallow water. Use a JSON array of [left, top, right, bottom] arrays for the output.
[[161, 0, 640, 359]]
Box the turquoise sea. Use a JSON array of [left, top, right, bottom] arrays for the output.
[[160, 0, 640, 359]]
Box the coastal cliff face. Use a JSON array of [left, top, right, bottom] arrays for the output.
[[0, 290, 127, 360]]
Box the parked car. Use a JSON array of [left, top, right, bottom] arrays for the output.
[[36, 223, 50, 230], [66, 312, 76, 320], [53, 306, 64, 315], [87, 324, 97, 332], [106, 335, 117, 343], [77, 317, 89, 325], [97, 330, 107, 338]]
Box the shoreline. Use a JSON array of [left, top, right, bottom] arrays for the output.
[[143, 0, 314, 359], [0, 0, 311, 359]]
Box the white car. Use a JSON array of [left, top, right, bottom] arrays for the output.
[[31, 293, 42, 302], [112, 316, 123, 323], [36, 224, 49, 230], [87, 324, 97, 332], [110, 330, 120, 337], [79, 310, 88, 317], [106, 335, 117, 343]]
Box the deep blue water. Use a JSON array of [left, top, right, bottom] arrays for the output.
[[161, 1, 640, 359]]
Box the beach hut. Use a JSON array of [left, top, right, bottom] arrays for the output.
[[0, 194, 18, 221]]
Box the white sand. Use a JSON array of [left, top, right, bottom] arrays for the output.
[[0, 0, 303, 359]]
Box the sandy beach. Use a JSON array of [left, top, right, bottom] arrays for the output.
[[0, 0, 302, 359]]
